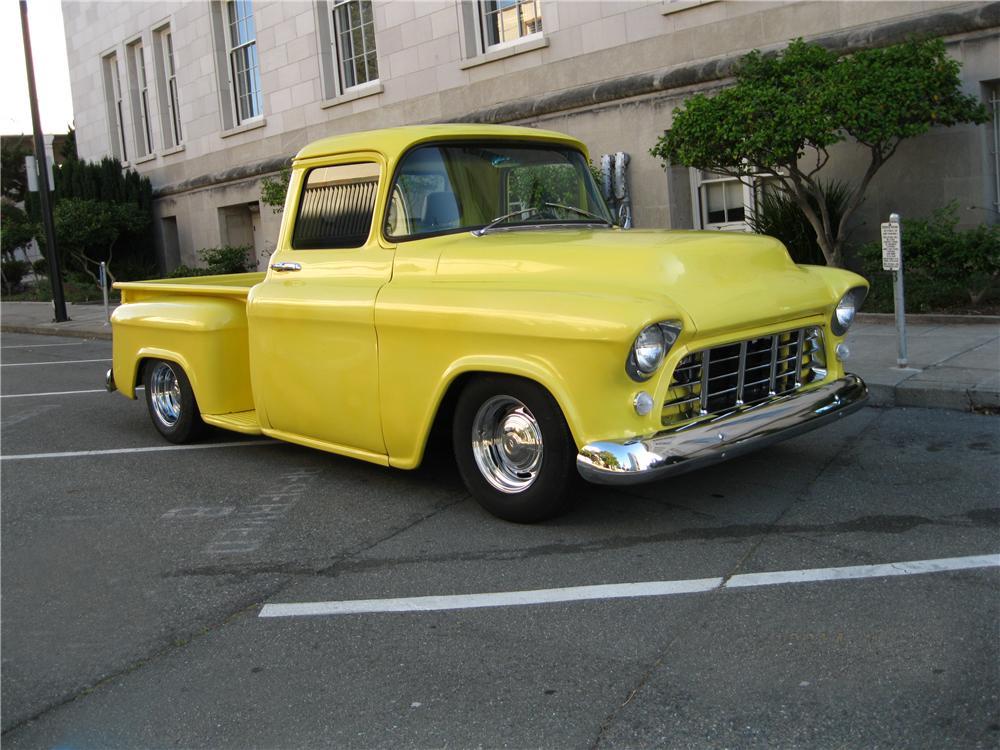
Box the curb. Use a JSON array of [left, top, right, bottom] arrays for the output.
[[0, 324, 113, 341], [866, 382, 1000, 413], [857, 313, 1000, 326]]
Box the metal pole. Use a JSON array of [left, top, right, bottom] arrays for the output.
[[20, 0, 68, 322], [100, 261, 110, 324], [890, 212, 907, 367]]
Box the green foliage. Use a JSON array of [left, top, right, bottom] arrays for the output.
[[1, 137, 31, 201], [168, 245, 252, 278], [652, 38, 990, 267], [1, 199, 37, 258], [1, 260, 30, 293], [48, 198, 150, 287], [32, 258, 49, 276], [260, 167, 291, 212], [24, 157, 155, 287], [747, 181, 851, 265], [858, 204, 1000, 311]]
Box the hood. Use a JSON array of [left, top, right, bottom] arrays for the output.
[[431, 228, 837, 335]]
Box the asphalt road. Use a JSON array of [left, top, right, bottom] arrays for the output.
[[1, 331, 998, 749]]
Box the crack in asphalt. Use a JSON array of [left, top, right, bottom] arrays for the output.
[[159, 507, 999, 580], [588, 407, 886, 749], [0, 494, 467, 738]]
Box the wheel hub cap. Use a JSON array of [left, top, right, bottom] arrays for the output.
[[150, 362, 182, 427], [472, 396, 543, 494]]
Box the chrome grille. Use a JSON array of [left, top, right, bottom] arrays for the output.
[[662, 327, 824, 425]]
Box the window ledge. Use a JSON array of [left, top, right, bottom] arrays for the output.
[[160, 144, 186, 157], [220, 118, 267, 139], [459, 35, 548, 70], [661, 0, 719, 16], [133, 153, 157, 165], [320, 81, 383, 109]]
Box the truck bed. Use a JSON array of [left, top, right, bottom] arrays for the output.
[[115, 272, 265, 302]]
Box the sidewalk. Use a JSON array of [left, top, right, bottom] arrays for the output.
[[2, 301, 997, 413]]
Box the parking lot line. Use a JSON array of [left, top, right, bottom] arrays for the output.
[[258, 553, 1000, 618], [1, 440, 280, 461], [1, 341, 90, 349], [2, 389, 108, 398], [0, 358, 112, 367]]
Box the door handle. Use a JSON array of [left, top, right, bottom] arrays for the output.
[[270, 262, 301, 272]]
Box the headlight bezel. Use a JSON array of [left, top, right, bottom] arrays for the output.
[[626, 321, 682, 382], [831, 287, 867, 336]]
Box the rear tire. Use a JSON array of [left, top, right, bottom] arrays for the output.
[[143, 359, 204, 444], [453, 375, 576, 523]]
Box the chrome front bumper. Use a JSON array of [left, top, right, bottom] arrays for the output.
[[577, 374, 867, 485]]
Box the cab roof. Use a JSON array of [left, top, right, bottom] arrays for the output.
[[293, 124, 587, 163]]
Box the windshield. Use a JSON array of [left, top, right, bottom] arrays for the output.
[[384, 142, 613, 240]]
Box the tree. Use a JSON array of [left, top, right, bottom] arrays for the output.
[[51, 198, 150, 286], [651, 38, 990, 267], [1, 137, 31, 202]]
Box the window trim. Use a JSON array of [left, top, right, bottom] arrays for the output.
[[690, 169, 765, 232], [125, 36, 154, 158], [224, 0, 264, 126], [101, 50, 129, 163], [152, 22, 184, 149], [330, 0, 379, 92], [477, 0, 543, 54], [316, 0, 381, 102]]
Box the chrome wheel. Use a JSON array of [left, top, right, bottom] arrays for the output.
[[149, 362, 182, 427], [471, 396, 544, 494]]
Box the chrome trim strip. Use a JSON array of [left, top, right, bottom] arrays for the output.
[[794, 329, 805, 387], [735, 340, 748, 405], [578, 374, 867, 486], [768, 334, 779, 395], [105, 368, 117, 393], [699, 350, 710, 415]]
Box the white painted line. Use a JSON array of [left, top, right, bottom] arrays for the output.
[[2, 389, 107, 398], [260, 578, 723, 617], [725, 554, 1000, 588], [1, 342, 90, 349], [259, 553, 1000, 619], [0, 358, 111, 367], [1, 440, 280, 461]]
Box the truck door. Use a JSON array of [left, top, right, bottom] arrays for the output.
[[246, 157, 393, 462]]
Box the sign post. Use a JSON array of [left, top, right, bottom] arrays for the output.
[[881, 213, 907, 367]]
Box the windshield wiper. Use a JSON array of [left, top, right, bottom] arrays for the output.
[[472, 207, 541, 237], [543, 202, 613, 226]]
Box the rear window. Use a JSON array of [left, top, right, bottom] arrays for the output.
[[292, 162, 380, 249]]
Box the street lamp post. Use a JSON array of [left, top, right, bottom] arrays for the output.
[[19, 0, 69, 322]]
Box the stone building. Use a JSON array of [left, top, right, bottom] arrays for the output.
[[61, 0, 999, 271]]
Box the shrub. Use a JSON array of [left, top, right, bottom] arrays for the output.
[[32, 258, 49, 276], [748, 181, 851, 265], [199, 245, 252, 274], [1, 260, 31, 293], [858, 204, 1000, 311], [167, 246, 252, 278]]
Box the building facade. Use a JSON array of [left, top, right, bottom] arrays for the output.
[[62, 0, 1000, 271]]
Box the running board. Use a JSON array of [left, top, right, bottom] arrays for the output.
[[202, 410, 263, 435]]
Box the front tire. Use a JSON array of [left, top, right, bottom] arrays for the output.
[[143, 359, 204, 444], [453, 376, 576, 523]]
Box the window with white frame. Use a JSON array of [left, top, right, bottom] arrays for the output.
[[331, 0, 378, 91], [479, 0, 542, 51], [691, 169, 777, 231], [102, 52, 128, 162], [126, 40, 153, 157], [153, 25, 183, 149], [225, 0, 263, 124]]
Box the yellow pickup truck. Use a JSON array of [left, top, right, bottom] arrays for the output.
[[107, 124, 868, 522]]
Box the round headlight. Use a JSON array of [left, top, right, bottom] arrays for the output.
[[831, 290, 861, 336], [633, 325, 666, 375]]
